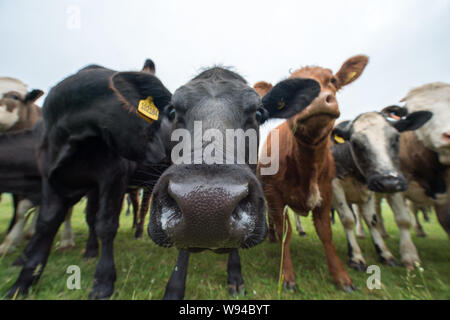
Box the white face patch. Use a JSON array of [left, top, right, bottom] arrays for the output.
[[0, 104, 19, 131], [403, 83, 450, 163], [351, 112, 397, 174]]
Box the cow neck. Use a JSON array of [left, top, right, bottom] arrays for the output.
[[288, 120, 332, 191]]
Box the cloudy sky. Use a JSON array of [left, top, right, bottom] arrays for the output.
[[1, 0, 449, 135]]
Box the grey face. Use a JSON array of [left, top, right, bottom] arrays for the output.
[[149, 68, 268, 252], [349, 113, 407, 193]]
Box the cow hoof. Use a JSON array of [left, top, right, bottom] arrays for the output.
[[403, 258, 421, 270], [7, 283, 29, 299], [356, 234, 366, 239], [340, 283, 357, 293], [349, 260, 367, 272], [83, 249, 99, 260], [89, 284, 114, 300], [134, 228, 143, 239], [416, 231, 427, 238], [282, 281, 296, 292], [228, 284, 246, 297], [381, 257, 398, 267], [299, 231, 307, 237]]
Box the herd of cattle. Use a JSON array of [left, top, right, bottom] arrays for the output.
[[0, 55, 449, 299]]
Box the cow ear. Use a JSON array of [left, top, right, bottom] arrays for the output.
[[335, 55, 369, 90], [392, 111, 433, 132], [24, 89, 44, 104], [142, 59, 156, 74], [253, 81, 273, 97], [332, 120, 352, 143], [261, 78, 321, 119], [110, 72, 172, 120]]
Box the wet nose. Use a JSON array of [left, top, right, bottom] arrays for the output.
[[167, 181, 249, 248], [368, 175, 407, 193], [442, 131, 450, 145]]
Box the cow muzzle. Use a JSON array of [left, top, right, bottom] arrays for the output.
[[148, 165, 267, 250], [367, 173, 408, 193]]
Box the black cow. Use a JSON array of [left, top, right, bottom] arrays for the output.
[[110, 67, 321, 299], [7, 63, 172, 299]]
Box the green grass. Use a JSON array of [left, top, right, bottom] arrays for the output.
[[0, 194, 449, 300]]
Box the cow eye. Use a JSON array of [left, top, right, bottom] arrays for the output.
[[167, 105, 176, 120], [6, 94, 20, 100], [330, 78, 337, 86], [256, 110, 263, 123]]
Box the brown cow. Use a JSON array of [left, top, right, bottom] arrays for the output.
[[256, 55, 369, 291]]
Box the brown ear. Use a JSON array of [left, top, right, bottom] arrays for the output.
[[334, 55, 369, 90], [253, 81, 273, 97]]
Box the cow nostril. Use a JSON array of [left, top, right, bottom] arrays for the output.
[[325, 94, 335, 104], [442, 132, 450, 143]]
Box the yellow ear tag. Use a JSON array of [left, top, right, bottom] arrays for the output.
[[137, 96, 159, 123], [346, 71, 357, 83], [334, 134, 345, 144], [277, 101, 286, 110]]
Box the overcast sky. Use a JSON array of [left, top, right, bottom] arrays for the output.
[[1, 0, 449, 136]]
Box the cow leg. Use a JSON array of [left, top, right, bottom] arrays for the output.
[[386, 193, 420, 269], [7, 181, 71, 298], [227, 248, 245, 296], [135, 189, 151, 239], [357, 197, 396, 266], [267, 213, 277, 243], [24, 207, 39, 239], [89, 176, 126, 300], [0, 199, 34, 255], [331, 180, 366, 271], [354, 205, 367, 239], [409, 202, 427, 237], [128, 189, 140, 229], [57, 208, 75, 251], [265, 186, 295, 290], [294, 215, 307, 236], [7, 194, 21, 233], [313, 191, 355, 292], [434, 202, 450, 238], [163, 249, 190, 300], [375, 196, 389, 238], [84, 190, 100, 259]]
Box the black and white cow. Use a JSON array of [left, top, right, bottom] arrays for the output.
[[331, 110, 431, 270], [110, 67, 321, 299]]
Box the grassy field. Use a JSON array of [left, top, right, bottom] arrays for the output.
[[0, 194, 449, 300]]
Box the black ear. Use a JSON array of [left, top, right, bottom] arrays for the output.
[[24, 89, 44, 104], [261, 78, 320, 119], [381, 105, 408, 119], [110, 72, 171, 114], [332, 120, 352, 142], [392, 111, 433, 132], [142, 59, 156, 74]]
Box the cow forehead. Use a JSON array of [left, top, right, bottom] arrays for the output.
[[0, 77, 27, 98], [352, 112, 389, 133], [403, 82, 450, 113], [290, 67, 334, 85], [173, 80, 259, 112]]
